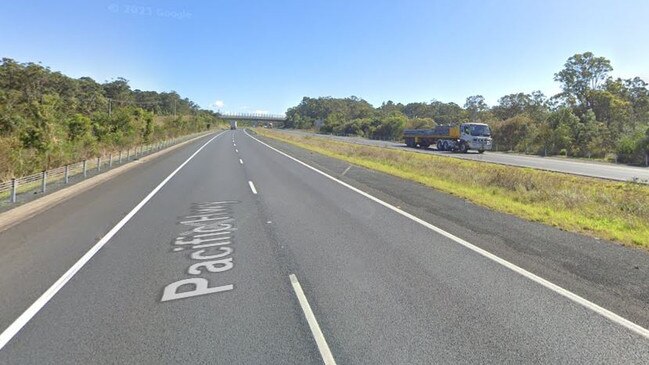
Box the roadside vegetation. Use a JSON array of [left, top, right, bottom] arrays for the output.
[[0, 58, 225, 180], [257, 128, 649, 249], [285, 52, 649, 164]]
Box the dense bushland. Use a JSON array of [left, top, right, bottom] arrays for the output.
[[0, 58, 224, 179]]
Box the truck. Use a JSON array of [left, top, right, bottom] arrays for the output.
[[403, 123, 492, 153], [229, 120, 237, 130]]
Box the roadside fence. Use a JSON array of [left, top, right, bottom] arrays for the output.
[[0, 131, 211, 206]]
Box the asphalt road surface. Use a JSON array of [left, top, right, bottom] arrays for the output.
[[0, 129, 647, 364], [281, 129, 649, 182]]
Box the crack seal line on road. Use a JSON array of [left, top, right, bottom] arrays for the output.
[[0, 131, 226, 351], [244, 129, 649, 341]]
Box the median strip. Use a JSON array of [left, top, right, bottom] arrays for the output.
[[255, 128, 649, 248]]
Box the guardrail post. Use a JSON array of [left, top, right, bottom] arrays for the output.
[[83, 160, 87, 178], [119, 151, 122, 164], [97, 157, 101, 172], [10, 178, 17, 203], [41, 171, 47, 193], [109, 154, 113, 168], [64, 165, 69, 184], [126, 148, 130, 161]]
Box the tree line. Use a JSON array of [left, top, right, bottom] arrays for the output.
[[0, 58, 224, 179], [285, 52, 649, 164]]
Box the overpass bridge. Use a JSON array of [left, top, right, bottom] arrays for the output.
[[220, 112, 286, 127]]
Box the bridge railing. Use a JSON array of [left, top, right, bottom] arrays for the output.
[[220, 112, 286, 120]]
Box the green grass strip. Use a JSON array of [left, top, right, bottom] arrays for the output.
[[258, 129, 649, 249]]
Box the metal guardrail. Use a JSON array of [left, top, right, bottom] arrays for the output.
[[0, 131, 210, 205]]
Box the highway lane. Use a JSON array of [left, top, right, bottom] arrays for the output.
[[280, 129, 649, 182], [0, 131, 320, 364], [0, 129, 648, 363]]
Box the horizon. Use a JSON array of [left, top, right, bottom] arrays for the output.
[[2, 0, 648, 114]]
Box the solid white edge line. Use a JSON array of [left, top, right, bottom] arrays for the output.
[[0, 131, 225, 351], [244, 129, 649, 340], [239, 159, 243, 165], [248, 181, 258, 194], [289, 274, 337, 365]]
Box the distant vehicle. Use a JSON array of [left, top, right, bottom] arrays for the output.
[[403, 123, 492, 153], [230, 120, 237, 130]]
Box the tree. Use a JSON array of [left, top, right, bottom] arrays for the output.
[[378, 100, 403, 115], [430, 101, 467, 125], [103, 78, 133, 105], [402, 102, 432, 119], [492, 114, 532, 151], [572, 109, 599, 157], [372, 114, 407, 140], [66, 114, 92, 141], [464, 95, 487, 122], [554, 52, 613, 108], [492, 91, 547, 121], [547, 108, 579, 155], [493, 93, 532, 120]]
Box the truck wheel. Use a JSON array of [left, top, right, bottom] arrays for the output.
[[478, 149, 485, 154], [459, 142, 468, 153], [436, 141, 443, 151]]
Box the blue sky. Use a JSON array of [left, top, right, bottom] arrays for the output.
[[1, 0, 648, 114]]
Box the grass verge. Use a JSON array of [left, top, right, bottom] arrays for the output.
[[256, 128, 649, 249]]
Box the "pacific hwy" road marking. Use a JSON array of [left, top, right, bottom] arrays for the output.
[[0, 131, 226, 351]]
